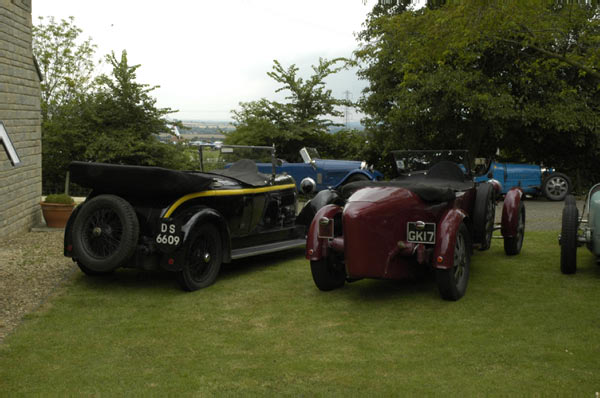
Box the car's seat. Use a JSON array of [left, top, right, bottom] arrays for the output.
[[426, 160, 465, 182]]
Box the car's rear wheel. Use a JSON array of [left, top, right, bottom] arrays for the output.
[[177, 224, 222, 291], [543, 172, 571, 201], [473, 183, 496, 250], [72, 195, 139, 273], [560, 199, 578, 274], [504, 202, 525, 255], [310, 253, 345, 291], [436, 223, 470, 301]]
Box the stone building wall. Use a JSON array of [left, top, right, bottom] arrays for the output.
[[0, 0, 42, 238]]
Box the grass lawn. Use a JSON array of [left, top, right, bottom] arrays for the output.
[[1, 231, 599, 395]]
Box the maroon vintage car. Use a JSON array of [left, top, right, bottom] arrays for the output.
[[305, 150, 525, 301]]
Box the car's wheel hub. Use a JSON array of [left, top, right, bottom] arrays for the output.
[[547, 177, 567, 197], [453, 233, 466, 280]]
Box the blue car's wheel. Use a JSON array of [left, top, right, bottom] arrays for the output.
[[543, 172, 571, 201]]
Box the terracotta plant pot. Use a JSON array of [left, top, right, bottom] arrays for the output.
[[40, 202, 76, 228]]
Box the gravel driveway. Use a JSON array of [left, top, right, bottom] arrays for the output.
[[498, 197, 578, 231], [0, 198, 574, 343]]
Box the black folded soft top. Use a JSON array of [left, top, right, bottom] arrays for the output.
[[70, 159, 272, 198], [341, 161, 474, 203]]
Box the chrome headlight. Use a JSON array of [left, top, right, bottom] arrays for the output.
[[300, 177, 316, 195], [360, 161, 367, 170]]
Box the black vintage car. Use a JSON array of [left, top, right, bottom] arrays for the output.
[[64, 145, 313, 291]]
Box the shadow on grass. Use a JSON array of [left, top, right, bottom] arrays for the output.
[[72, 247, 308, 293], [566, 255, 600, 278], [337, 273, 440, 303], [218, 247, 306, 281], [74, 268, 178, 293]]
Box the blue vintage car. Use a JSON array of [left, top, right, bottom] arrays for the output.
[[255, 147, 383, 194], [473, 158, 571, 201], [560, 186, 600, 273]]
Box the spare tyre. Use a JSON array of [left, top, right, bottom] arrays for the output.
[[72, 194, 139, 272]]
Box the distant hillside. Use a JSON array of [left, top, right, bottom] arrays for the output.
[[174, 120, 364, 137], [328, 122, 365, 133], [179, 120, 234, 134]]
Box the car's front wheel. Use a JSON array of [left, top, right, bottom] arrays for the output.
[[436, 223, 470, 301], [310, 253, 345, 291], [543, 172, 571, 201], [560, 197, 578, 274], [177, 224, 222, 291], [504, 202, 525, 255], [72, 194, 139, 273], [473, 183, 496, 250]]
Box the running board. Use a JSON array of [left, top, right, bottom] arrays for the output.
[[231, 238, 306, 260]]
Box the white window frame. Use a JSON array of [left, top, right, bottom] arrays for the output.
[[0, 121, 21, 167]]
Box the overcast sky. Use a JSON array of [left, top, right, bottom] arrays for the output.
[[32, 0, 396, 122]]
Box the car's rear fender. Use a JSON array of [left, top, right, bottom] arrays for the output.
[[168, 207, 232, 266], [501, 187, 524, 238], [296, 189, 344, 227], [334, 170, 375, 188], [306, 204, 343, 261], [433, 208, 468, 270]]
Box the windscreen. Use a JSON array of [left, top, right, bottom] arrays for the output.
[[199, 144, 275, 172], [392, 150, 471, 176]]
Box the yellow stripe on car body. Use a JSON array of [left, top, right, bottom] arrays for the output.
[[163, 183, 297, 218]]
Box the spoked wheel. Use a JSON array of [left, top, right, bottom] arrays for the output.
[[504, 202, 525, 255], [543, 173, 571, 201], [560, 198, 578, 274], [310, 253, 345, 291], [177, 224, 222, 291], [436, 223, 470, 301], [473, 183, 496, 250], [72, 195, 139, 273]]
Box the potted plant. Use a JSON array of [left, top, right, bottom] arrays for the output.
[[40, 193, 76, 228]]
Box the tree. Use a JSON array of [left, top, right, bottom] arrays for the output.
[[226, 58, 352, 160], [355, 1, 600, 182], [32, 16, 97, 121], [40, 50, 195, 188], [33, 16, 194, 189]]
